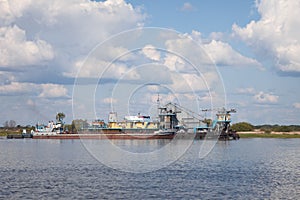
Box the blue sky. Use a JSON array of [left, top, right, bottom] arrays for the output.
[[127, 0, 259, 35], [0, 0, 299, 125]]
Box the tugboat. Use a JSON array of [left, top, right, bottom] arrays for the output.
[[32, 121, 64, 136]]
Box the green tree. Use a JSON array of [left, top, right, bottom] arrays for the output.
[[63, 124, 72, 132], [231, 122, 254, 132], [3, 121, 9, 127], [72, 119, 89, 132], [3, 120, 16, 128], [56, 112, 66, 123]]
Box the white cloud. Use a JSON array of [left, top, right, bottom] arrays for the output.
[[191, 30, 202, 41], [142, 45, 161, 61], [0, 82, 68, 98], [169, 73, 206, 93], [0, 0, 145, 72], [164, 32, 265, 72], [0, 25, 54, 66], [236, 87, 256, 95], [253, 91, 279, 104], [105, 62, 141, 80], [293, 103, 300, 109], [233, 0, 300, 74], [0, 0, 32, 26], [0, 82, 36, 95], [39, 84, 68, 98], [165, 34, 212, 67], [163, 54, 185, 72], [204, 40, 264, 69], [180, 2, 196, 12], [147, 85, 159, 92], [66, 49, 140, 80]]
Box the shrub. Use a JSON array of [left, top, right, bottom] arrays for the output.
[[262, 129, 271, 134], [231, 122, 254, 132], [272, 126, 292, 132]]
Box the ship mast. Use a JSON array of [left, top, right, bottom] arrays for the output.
[[156, 93, 160, 121]]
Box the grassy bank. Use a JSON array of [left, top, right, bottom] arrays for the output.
[[0, 131, 22, 137], [239, 133, 300, 138], [0, 128, 26, 136]]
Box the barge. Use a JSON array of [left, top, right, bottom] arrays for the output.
[[32, 106, 178, 139], [31, 102, 239, 140], [32, 133, 174, 140]]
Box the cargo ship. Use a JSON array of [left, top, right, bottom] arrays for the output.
[[32, 104, 179, 139], [32, 102, 239, 140]]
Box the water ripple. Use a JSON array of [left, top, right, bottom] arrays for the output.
[[0, 139, 299, 199]]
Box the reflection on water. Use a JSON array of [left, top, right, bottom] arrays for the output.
[[0, 138, 299, 199], [109, 139, 172, 153], [82, 138, 194, 173]]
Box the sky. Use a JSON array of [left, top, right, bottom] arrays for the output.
[[0, 0, 299, 125]]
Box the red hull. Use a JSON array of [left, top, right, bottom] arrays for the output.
[[32, 133, 175, 140]]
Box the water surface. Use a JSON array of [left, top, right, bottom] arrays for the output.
[[0, 138, 299, 199]]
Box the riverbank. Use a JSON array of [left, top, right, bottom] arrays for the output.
[[2, 129, 300, 139], [0, 130, 21, 136], [238, 131, 300, 138]]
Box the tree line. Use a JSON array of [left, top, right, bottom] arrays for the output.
[[3, 120, 17, 128], [231, 122, 300, 132]]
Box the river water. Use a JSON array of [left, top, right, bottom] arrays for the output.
[[0, 138, 299, 199]]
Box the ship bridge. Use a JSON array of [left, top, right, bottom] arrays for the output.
[[160, 103, 206, 130]]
